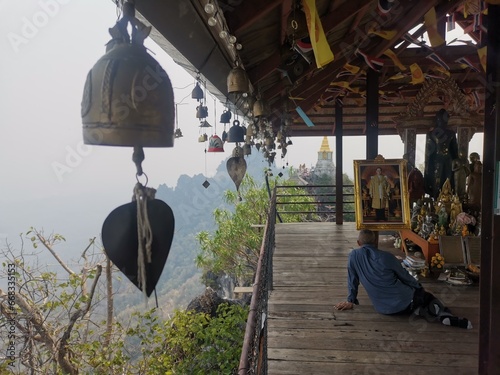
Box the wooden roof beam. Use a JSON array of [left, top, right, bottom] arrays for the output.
[[225, 0, 283, 35]]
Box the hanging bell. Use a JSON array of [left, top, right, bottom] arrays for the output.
[[227, 65, 249, 94], [243, 143, 252, 156], [227, 120, 246, 143], [81, 9, 174, 147], [191, 82, 204, 101], [198, 133, 208, 142], [286, 5, 309, 40], [220, 110, 232, 124], [222, 130, 228, 143], [196, 105, 209, 119], [174, 128, 183, 138], [208, 135, 224, 152], [253, 99, 268, 118], [246, 123, 255, 136]]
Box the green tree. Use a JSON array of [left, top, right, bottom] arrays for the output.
[[196, 174, 316, 285]]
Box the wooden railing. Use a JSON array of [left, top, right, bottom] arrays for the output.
[[275, 184, 356, 223]]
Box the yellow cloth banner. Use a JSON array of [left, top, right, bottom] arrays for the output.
[[343, 63, 360, 74], [478, 46, 487, 72], [434, 65, 451, 77], [368, 27, 397, 40], [424, 8, 445, 47], [383, 49, 407, 71], [302, 0, 334, 68], [410, 63, 424, 84]]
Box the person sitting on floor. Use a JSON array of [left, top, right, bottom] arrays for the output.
[[334, 229, 472, 329]]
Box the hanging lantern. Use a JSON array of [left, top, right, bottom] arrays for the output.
[[81, 3, 174, 148], [227, 64, 249, 94], [191, 82, 204, 101], [208, 135, 224, 152], [227, 120, 246, 143]]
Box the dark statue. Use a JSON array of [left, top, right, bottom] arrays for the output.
[[424, 109, 459, 199]]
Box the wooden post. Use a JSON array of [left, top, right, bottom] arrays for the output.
[[479, 4, 500, 374], [335, 98, 344, 225], [366, 68, 379, 159]]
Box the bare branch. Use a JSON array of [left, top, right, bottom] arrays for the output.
[[104, 257, 114, 350], [35, 231, 75, 276], [57, 265, 102, 375]]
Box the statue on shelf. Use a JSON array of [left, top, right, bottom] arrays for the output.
[[437, 178, 453, 212], [450, 195, 463, 225], [408, 166, 425, 206], [467, 152, 483, 209], [438, 205, 448, 228], [452, 147, 470, 202], [424, 109, 459, 199]]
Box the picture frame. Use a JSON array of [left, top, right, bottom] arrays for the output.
[[354, 155, 411, 230]]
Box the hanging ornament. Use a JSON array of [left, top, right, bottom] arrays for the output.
[[82, 1, 175, 299], [102, 183, 174, 298], [227, 146, 247, 201]]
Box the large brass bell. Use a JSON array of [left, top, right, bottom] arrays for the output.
[[81, 8, 174, 147], [227, 65, 249, 94], [227, 120, 246, 143]]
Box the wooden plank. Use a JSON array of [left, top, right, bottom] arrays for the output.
[[268, 361, 476, 375], [267, 222, 480, 374]]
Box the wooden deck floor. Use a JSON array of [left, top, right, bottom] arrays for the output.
[[267, 222, 479, 375]]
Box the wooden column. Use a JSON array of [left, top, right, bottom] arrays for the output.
[[335, 99, 344, 225], [366, 68, 379, 159], [479, 4, 500, 374]]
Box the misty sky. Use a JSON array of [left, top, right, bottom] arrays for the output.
[[0, 1, 483, 247]]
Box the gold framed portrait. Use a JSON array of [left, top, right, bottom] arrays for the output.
[[354, 155, 411, 230]]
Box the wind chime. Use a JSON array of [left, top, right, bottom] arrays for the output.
[[225, 61, 251, 199], [81, 1, 175, 300]]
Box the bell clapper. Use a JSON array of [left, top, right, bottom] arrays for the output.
[[132, 146, 149, 186]]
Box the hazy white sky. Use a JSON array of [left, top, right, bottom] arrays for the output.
[[0, 1, 483, 243]]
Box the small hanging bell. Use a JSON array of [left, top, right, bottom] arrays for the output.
[[196, 105, 209, 119], [208, 135, 224, 152], [227, 120, 246, 143], [286, 5, 309, 40], [220, 110, 232, 124], [227, 65, 249, 94], [198, 133, 208, 142], [253, 99, 268, 118], [243, 143, 252, 156], [222, 130, 228, 142], [174, 128, 183, 138], [191, 82, 204, 101]]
